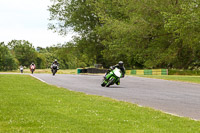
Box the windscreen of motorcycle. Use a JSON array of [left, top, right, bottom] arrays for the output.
[[31, 66, 35, 69], [113, 68, 122, 78], [52, 64, 57, 69]]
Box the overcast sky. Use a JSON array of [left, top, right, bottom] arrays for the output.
[[0, 0, 74, 48]]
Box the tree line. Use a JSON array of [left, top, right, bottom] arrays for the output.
[[1, 0, 200, 71], [48, 0, 200, 69], [0, 39, 95, 71], [0, 40, 46, 71]]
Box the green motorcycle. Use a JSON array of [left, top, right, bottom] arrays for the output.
[[101, 67, 122, 87]]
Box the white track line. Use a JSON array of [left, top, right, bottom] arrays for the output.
[[30, 74, 46, 83]]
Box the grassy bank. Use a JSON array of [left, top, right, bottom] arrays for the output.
[[137, 75, 200, 84], [0, 75, 200, 132], [169, 69, 200, 75], [0, 69, 77, 74]]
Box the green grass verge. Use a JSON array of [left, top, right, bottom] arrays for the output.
[[0, 75, 200, 132], [168, 69, 200, 75], [137, 75, 200, 84], [0, 69, 77, 74]]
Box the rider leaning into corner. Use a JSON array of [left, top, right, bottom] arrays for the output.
[[51, 59, 59, 72], [104, 61, 126, 85]]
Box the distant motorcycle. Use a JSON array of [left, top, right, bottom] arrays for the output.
[[20, 66, 23, 73], [51, 64, 58, 76], [30, 65, 35, 74], [101, 67, 122, 87]]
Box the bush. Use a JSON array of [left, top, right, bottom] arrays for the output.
[[0, 42, 18, 71], [169, 69, 200, 75]]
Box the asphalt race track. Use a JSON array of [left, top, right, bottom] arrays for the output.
[[32, 74, 200, 120]]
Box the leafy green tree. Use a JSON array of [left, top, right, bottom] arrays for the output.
[[35, 53, 46, 69], [48, 0, 105, 66], [162, 0, 200, 69], [92, 0, 200, 69], [8, 40, 37, 67], [0, 42, 18, 71], [48, 0, 200, 69], [47, 43, 87, 69]]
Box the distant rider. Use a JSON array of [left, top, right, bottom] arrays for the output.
[[51, 59, 59, 73], [30, 62, 36, 73], [104, 61, 125, 85], [20, 65, 23, 73]]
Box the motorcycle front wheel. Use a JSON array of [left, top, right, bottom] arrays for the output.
[[101, 80, 106, 87], [105, 78, 115, 87], [52, 69, 56, 76]]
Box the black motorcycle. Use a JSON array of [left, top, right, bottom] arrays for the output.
[[52, 64, 58, 76]]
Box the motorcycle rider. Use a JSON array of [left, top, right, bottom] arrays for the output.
[[51, 59, 59, 73], [104, 61, 125, 85], [30, 62, 36, 73], [20, 65, 23, 73]]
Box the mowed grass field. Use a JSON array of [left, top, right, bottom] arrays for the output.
[[0, 69, 77, 74], [137, 75, 200, 84], [0, 74, 200, 132]]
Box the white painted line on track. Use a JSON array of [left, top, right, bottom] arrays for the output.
[[30, 74, 46, 83], [163, 111, 199, 121]]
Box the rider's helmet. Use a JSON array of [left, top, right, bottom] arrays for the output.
[[31, 62, 34, 65], [54, 59, 57, 63], [118, 61, 124, 68]]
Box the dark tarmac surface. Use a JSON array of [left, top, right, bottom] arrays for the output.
[[33, 74, 200, 120]]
